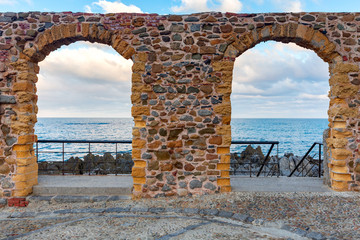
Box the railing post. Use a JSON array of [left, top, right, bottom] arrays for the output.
[[319, 143, 322, 178], [62, 142, 65, 175], [115, 143, 118, 176], [36, 141, 38, 162], [88, 143, 91, 175], [249, 153, 252, 177], [277, 144, 280, 177]]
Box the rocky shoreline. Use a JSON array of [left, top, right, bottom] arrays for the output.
[[231, 145, 322, 177], [38, 152, 134, 175], [38, 145, 321, 177]]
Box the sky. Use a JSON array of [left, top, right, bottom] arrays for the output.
[[0, 0, 354, 118]]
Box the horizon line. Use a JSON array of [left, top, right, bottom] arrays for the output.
[[37, 117, 328, 119]]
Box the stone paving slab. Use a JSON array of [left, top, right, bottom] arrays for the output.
[[231, 177, 331, 192], [33, 175, 133, 196]]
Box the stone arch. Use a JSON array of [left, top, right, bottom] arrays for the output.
[[214, 23, 359, 191], [9, 23, 142, 197], [224, 23, 340, 62], [2, 12, 360, 199], [21, 23, 135, 62]]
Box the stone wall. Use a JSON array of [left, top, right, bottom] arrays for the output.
[[0, 11, 359, 198]]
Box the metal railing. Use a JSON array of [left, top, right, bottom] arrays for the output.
[[36, 139, 322, 178], [36, 140, 132, 175], [288, 142, 323, 177], [230, 141, 279, 177]]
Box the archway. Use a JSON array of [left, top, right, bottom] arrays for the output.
[[35, 41, 133, 180], [229, 40, 330, 190], [213, 23, 358, 192], [9, 24, 147, 197]]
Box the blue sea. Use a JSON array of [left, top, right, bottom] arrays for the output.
[[35, 118, 328, 162]]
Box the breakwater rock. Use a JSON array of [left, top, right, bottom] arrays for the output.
[[38, 152, 134, 175]]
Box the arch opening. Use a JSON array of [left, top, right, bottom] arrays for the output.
[[35, 41, 134, 178], [217, 23, 356, 192], [230, 40, 330, 183], [10, 24, 138, 196]]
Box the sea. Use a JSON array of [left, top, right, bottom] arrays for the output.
[[35, 118, 328, 162]]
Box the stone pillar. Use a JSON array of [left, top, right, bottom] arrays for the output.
[[327, 62, 360, 191], [131, 54, 230, 198], [10, 60, 39, 196]]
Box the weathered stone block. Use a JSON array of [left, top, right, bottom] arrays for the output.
[[133, 160, 147, 168], [16, 162, 38, 174], [331, 172, 352, 181], [132, 139, 146, 149], [217, 178, 230, 186], [220, 171, 230, 178], [12, 82, 34, 92], [217, 147, 230, 154], [217, 163, 230, 170], [333, 63, 359, 73], [132, 149, 141, 159], [0, 163, 10, 174], [216, 125, 231, 135], [331, 84, 358, 98], [131, 106, 150, 116], [0, 95, 16, 104], [154, 151, 170, 161], [168, 129, 182, 140], [214, 103, 231, 115], [131, 167, 145, 177], [209, 136, 222, 145], [133, 177, 146, 184]]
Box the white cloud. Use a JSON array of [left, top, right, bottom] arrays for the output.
[[0, 0, 32, 5], [171, 0, 242, 13], [233, 82, 264, 94], [232, 41, 329, 118], [37, 42, 133, 118], [87, 0, 143, 13], [285, 0, 302, 12], [40, 42, 132, 84], [171, 0, 209, 13], [0, 0, 16, 5], [217, 0, 242, 12], [84, 5, 92, 13], [299, 93, 328, 100], [272, 0, 303, 12]]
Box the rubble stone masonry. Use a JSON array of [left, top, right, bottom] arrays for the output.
[[0, 11, 359, 198]]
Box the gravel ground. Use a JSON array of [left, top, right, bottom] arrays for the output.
[[0, 191, 359, 239]]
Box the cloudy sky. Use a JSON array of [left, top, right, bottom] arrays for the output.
[[0, 0, 353, 118]]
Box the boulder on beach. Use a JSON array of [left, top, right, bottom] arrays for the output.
[[63, 157, 84, 174]]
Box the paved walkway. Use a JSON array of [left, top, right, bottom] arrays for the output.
[[0, 208, 304, 240], [1, 191, 359, 240], [33, 175, 330, 197], [4, 176, 358, 239], [231, 176, 331, 192], [33, 175, 133, 196]]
